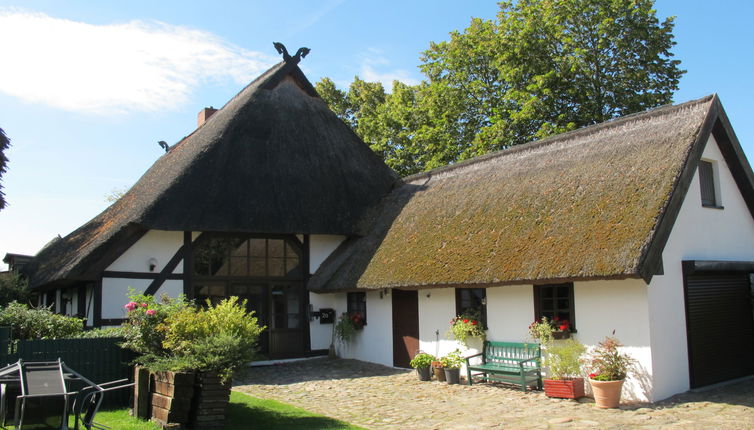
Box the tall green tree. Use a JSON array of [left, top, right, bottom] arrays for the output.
[[318, 0, 684, 176], [0, 127, 9, 210]]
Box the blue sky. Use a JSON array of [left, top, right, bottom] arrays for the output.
[[1, 0, 753, 267]]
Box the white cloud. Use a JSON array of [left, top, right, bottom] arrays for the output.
[[0, 9, 277, 115], [358, 49, 420, 91]]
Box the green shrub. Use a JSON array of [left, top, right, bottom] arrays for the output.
[[0, 301, 84, 339], [77, 325, 130, 339], [0, 273, 31, 307], [439, 349, 464, 369], [545, 339, 585, 379], [122, 294, 265, 383], [409, 352, 435, 369], [120, 293, 192, 358], [334, 313, 359, 344]]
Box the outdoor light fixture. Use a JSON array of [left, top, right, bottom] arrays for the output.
[[148, 258, 158, 272]]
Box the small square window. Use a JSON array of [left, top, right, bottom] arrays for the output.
[[455, 288, 487, 328], [534, 283, 575, 331], [347, 292, 367, 325]]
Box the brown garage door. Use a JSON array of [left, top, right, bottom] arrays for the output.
[[685, 272, 754, 388]]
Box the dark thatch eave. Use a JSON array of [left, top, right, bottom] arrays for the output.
[[309, 95, 754, 293], [26, 61, 398, 289]]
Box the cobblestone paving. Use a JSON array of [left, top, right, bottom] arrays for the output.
[[234, 358, 754, 429]]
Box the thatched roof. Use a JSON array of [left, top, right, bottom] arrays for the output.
[[309, 95, 754, 291], [27, 61, 398, 288]]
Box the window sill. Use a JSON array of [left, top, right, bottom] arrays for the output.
[[702, 204, 724, 210]]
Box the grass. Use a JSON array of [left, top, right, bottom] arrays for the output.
[[227, 391, 364, 430], [67, 391, 362, 430]]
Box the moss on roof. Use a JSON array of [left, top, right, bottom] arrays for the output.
[[310, 96, 716, 291]]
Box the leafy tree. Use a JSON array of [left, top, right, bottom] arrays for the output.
[[0, 127, 9, 210], [0, 272, 31, 307], [318, 0, 683, 175]]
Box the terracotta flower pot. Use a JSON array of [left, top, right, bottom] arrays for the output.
[[543, 378, 585, 399], [432, 362, 446, 381], [589, 379, 624, 408]]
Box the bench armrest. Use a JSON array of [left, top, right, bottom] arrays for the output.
[[518, 356, 541, 366], [465, 352, 483, 365]]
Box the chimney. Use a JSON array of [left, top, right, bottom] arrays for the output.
[[197, 107, 217, 127]]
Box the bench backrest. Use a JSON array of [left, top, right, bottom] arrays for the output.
[[483, 341, 541, 369]]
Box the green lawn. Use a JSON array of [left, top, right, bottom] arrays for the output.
[[71, 391, 362, 430]]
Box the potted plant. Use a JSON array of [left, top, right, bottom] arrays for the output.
[[440, 349, 464, 384], [528, 316, 571, 343], [431, 359, 446, 381], [447, 311, 486, 347], [542, 338, 586, 399], [582, 335, 634, 408], [410, 352, 435, 381]]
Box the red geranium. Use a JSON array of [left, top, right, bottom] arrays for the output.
[[471, 321, 478, 326], [463, 319, 469, 323]]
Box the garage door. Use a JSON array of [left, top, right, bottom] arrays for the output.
[[685, 272, 754, 388]]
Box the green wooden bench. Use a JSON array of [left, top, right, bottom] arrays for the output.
[[465, 341, 542, 392]]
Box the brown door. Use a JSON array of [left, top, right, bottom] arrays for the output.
[[392, 289, 419, 368]]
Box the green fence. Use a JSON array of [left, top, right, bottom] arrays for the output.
[[0, 330, 134, 408]]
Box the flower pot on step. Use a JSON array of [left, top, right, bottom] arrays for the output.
[[433, 366, 446, 381], [543, 378, 585, 399], [444, 368, 460, 384], [589, 379, 624, 408], [416, 367, 431, 381]]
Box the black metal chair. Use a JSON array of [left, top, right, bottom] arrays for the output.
[[72, 379, 134, 430], [13, 359, 80, 429]]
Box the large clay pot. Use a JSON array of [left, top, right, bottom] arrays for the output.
[[589, 379, 624, 408], [543, 378, 585, 399], [416, 367, 431, 381]]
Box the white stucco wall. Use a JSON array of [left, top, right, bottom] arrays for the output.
[[486, 284, 535, 342], [309, 235, 345, 274], [647, 135, 754, 401], [309, 292, 339, 350], [106, 230, 184, 273], [574, 279, 652, 402], [332, 290, 394, 367], [101, 278, 151, 319]]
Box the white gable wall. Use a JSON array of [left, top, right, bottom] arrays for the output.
[[106, 230, 184, 273], [310, 235, 346, 274], [648, 135, 754, 400]]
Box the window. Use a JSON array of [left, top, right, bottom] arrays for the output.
[[534, 283, 575, 330], [455, 288, 487, 327], [699, 160, 720, 208], [194, 236, 302, 278], [347, 292, 367, 325]]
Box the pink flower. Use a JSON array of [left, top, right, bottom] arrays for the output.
[[141, 303, 148, 308], [124, 302, 138, 311], [146, 309, 156, 316]]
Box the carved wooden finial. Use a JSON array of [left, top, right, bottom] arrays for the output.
[[273, 42, 310, 64]]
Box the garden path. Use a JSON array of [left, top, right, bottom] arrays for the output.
[[233, 358, 754, 429]]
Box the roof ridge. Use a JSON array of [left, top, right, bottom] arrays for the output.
[[403, 95, 715, 183]]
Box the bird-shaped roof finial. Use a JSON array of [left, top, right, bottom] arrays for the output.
[[273, 42, 310, 64]]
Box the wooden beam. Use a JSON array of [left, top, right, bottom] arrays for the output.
[[145, 245, 187, 295]]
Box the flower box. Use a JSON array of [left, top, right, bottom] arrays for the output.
[[552, 330, 571, 340], [543, 377, 585, 399]]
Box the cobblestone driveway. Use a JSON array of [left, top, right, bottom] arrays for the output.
[[233, 358, 754, 429]]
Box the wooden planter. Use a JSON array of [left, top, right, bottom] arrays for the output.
[[151, 371, 196, 426], [190, 371, 232, 429], [543, 378, 585, 399], [133, 367, 232, 429], [552, 330, 571, 340]]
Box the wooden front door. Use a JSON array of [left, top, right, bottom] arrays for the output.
[[392, 289, 419, 368]]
